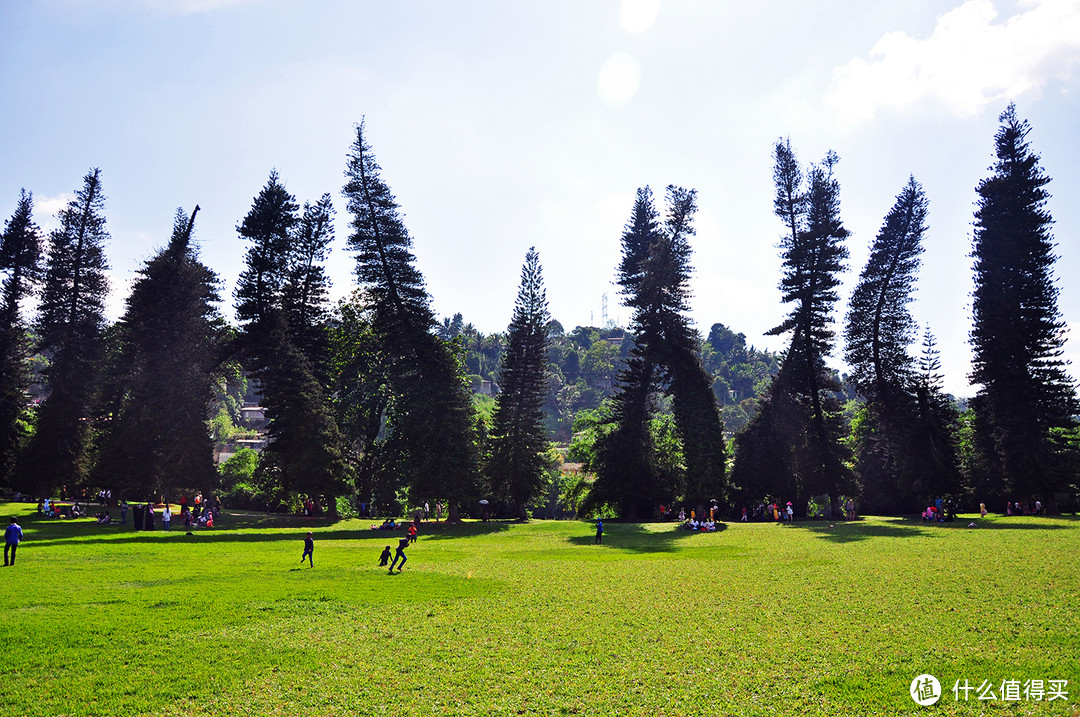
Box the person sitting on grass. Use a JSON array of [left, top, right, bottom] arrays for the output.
[[379, 545, 392, 566], [95, 511, 112, 525]]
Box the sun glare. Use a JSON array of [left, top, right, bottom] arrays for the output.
[[620, 0, 660, 34], [597, 52, 641, 107]]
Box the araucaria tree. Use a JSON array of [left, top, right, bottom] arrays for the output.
[[969, 104, 1078, 510], [235, 173, 347, 509], [487, 248, 552, 521], [590, 186, 726, 520], [343, 119, 479, 520], [18, 169, 110, 495], [0, 190, 44, 483], [95, 207, 223, 499], [844, 177, 958, 511], [733, 141, 854, 518]]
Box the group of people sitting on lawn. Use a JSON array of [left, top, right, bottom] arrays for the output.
[[676, 506, 722, 531], [922, 497, 956, 522], [37, 498, 85, 519]]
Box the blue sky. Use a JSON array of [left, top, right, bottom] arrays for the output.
[[2, 0, 1079, 396]]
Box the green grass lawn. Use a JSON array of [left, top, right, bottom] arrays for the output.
[[0, 503, 1077, 716]]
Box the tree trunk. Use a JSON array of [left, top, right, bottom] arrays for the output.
[[447, 501, 461, 523]]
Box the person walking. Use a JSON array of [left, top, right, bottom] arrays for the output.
[[595, 518, 604, 545], [389, 535, 409, 572], [300, 532, 314, 567], [162, 505, 172, 531], [4, 517, 22, 566]]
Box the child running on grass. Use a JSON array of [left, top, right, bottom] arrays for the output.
[[389, 535, 409, 573], [379, 545, 391, 566], [300, 532, 314, 567]]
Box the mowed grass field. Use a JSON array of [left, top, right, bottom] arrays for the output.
[[0, 503, 1077, 717]]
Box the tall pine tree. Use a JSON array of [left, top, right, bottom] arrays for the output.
[[18, 169, 110, 496], [844, 177, 940, 511], [487, 248, 552, 521], [969, 104, 1078, 510], [95, 207, 222, 499], [590, 186, 726, 519], [235, 174, 347, 511], [0, 190, 44, 483], [343, 119, 479, 520], [734, 142, 854, 517]]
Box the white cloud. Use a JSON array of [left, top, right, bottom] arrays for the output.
[[826, 0, 1080, 125], [32, 193, 73, 233]]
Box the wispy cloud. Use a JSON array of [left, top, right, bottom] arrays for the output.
[[826, 0, 1080, 124], [32, 193, 73, 233]]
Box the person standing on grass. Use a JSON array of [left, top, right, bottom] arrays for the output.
[[389, 535, 409, 572], [162, 505, 172, 531], [4, 518, 22, 566], [300, 532, 314, 567], [595, 518, 603, 544], [379, 545, 392, 566]]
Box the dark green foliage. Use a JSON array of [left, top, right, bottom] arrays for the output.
[[843, 177, 959, 512], [329, 294, 394, 512], [343, 119, 479, 518], [235, 170, 298, 329], [256, 311, 349, 504], [18, 169, 111, 495], [590, 186, 726, 519], [845, 177, 926, 403], [734, 142, 854, 516], [235, 172, 347, 508], [283, 193, 335, 375], [344, 119, 434, 338], [487, 248, 552, 520], [969, 104, 1078, 510], [95, 207, 223, 499], [0, 190, 43, 483]]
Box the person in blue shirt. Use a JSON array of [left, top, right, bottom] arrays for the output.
[[5, 517, 23, 566], [595, 518, 603, 544]]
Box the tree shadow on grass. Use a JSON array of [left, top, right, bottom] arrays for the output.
[[417, 520, 512, 540], [784, 514, 1077, 543], [22, 515, 510, 549], [782, 517, 923, 544], [564, 521, 728, 553]]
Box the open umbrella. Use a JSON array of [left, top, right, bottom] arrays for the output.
[[478, 499, 490, 505]]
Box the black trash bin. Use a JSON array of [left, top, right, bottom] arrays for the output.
[[133, 505, 145, 530]]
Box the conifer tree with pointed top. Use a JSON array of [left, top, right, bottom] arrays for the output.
[[844, 177, 938, 511], [969, 104, 1078, 510], [590, 185, 726, 519], [19, 169, 111, 495], [235, 173, 347, 511], [0, 190, 44, 483], [734, 142, 854, 517], [487, 248, 552, 521], [343, 119, 479, 520]]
